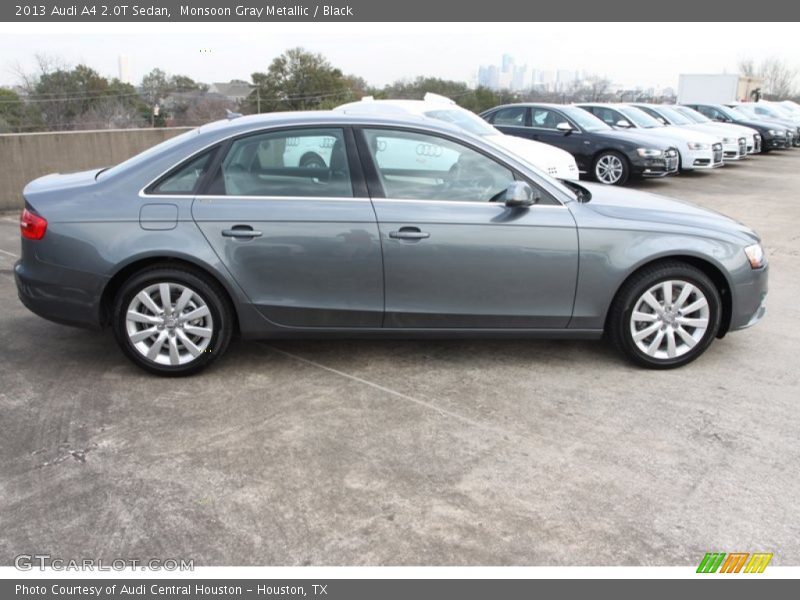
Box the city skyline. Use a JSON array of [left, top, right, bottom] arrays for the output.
[[1, 22, 798, 92]]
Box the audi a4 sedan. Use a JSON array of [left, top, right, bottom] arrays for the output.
[[15, 111, 768, 375], [577, 103, 725, 171], [480, 103, 679, 185], [683, 103, 791, 151], [727, 102, 800, 147], [632, 103, 751, 161], [672, 105, 762, 154]]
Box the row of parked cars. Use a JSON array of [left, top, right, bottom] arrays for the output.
[[336, 94, 799, 186]]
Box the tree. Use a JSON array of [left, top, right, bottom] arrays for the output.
[[247, 47, 354, 112], [22, 61, 145, 131], [0, 88, 33, 132], [378, 77, 502, 113], [739, 57, 797, 99], [758, 57, 797, 99]]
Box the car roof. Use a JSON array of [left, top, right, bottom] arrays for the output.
[[194, 109, 467, 139], [334, 94, 459, 118]]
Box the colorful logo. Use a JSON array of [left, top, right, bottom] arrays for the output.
[[697, 552, 773, 573]]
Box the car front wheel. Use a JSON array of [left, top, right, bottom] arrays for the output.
[[112, 266, 233, 376], [593, 151, 629, 185], [608, 261, 722, 368]]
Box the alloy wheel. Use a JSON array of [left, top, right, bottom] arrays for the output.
[[629, 279, 710, 360], [125, 282, 214, 366], [595, 154, 624, 184]]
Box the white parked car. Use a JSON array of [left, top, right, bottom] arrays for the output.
[[578, 103, 725, 171], [335, 94, 580, 180], [779, 100, 800, 117], [672, 105, 761, 154], [633, 103, 752, 160]]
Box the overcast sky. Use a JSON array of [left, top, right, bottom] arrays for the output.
[[1, 22, 798, 90]]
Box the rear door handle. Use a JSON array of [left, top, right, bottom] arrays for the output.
[[222, 226, 262, 239], [389, 227, 430, 240]]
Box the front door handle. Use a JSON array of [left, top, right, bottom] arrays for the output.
[[222, 226, 262, 239], [389, 227, 430, 240]]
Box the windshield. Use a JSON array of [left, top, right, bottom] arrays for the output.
[[560, 105, 612, 131], [765, 104, 794, 118], [424, 108, 498, 136], [618, 106, 664, 128], [737, 104, 777, 118], [656, 106, 693, 125], [718, 105, 745, 120], [675, 106, 710, 123], [97, 128, 200, 179]]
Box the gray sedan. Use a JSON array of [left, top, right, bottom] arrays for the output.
[[15, 111, 768, 375]]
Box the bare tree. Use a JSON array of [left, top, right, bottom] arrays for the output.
[[759, 57, 797, 99], [72, 99, 145, 130], [739, 56, 797, 99], [738, 58, 756, 77]]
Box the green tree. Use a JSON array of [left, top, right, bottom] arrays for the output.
[[0, 88, 35, 132], [378, 77, 501, 114], [247, 47, 354, 112]]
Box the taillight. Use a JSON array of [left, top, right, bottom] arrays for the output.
[[20, 208, 47, 240]]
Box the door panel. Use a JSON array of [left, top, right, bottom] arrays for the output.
[[191, 127, 383, 328], [359, 127, 579, 329], [373, 201, 579, 328]]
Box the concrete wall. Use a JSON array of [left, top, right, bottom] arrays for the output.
[[0, 127, 192, 211]]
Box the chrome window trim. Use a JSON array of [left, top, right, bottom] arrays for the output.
[[371, 198, 568, 208], [137, 121, 360, 198], [135, 119, 574, 206]]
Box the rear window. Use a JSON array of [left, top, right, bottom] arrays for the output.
[[97, 129, 199, 180]]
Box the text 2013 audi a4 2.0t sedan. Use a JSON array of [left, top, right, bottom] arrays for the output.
[[15, 111, 768, 375]]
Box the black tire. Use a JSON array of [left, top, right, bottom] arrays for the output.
[[607, 261, 722, 369], [676, 151, 692, 174], [112, 266, 233, 376], [592, 151, 630, 185]]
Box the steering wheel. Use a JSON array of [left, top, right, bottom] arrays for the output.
[[446, 162, 496, 200]]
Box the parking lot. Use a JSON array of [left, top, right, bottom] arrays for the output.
[[1, 153, 798, 567]]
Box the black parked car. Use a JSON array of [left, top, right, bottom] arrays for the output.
[[480, 104, 678, 186], [682, 103, 791, 151]]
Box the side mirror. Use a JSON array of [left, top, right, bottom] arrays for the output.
[[556, 122, 573, 133], [504, 182, 539, 208], [616, 119, 632, 128]]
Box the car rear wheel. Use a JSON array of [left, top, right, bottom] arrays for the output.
[[112, 267, 233, 376], [593, 151, 629, 185], [607, 261, 722, 368]]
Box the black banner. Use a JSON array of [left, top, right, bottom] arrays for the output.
[[3, 0, 800, 22], [4, 579, 800, 599]]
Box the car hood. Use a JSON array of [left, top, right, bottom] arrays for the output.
[[733, 117, 786, 131], [23, 168, 104, 196], [587, 128, 675, 149], [679, 123, 743, 139], [631, 127, 720, 145], [486, 133, 575, 165], [576, 182, 759, 243]]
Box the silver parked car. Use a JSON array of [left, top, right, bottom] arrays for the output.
[[15, 111, 768, 375]]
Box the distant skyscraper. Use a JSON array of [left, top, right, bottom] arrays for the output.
[[118, 55, 132, 84]]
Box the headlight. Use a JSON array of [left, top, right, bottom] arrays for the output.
[[744, 244, 765, 269], [636, 148, 663, 157], [687, 142, 710, 150], [768, 129, 780, 136]]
